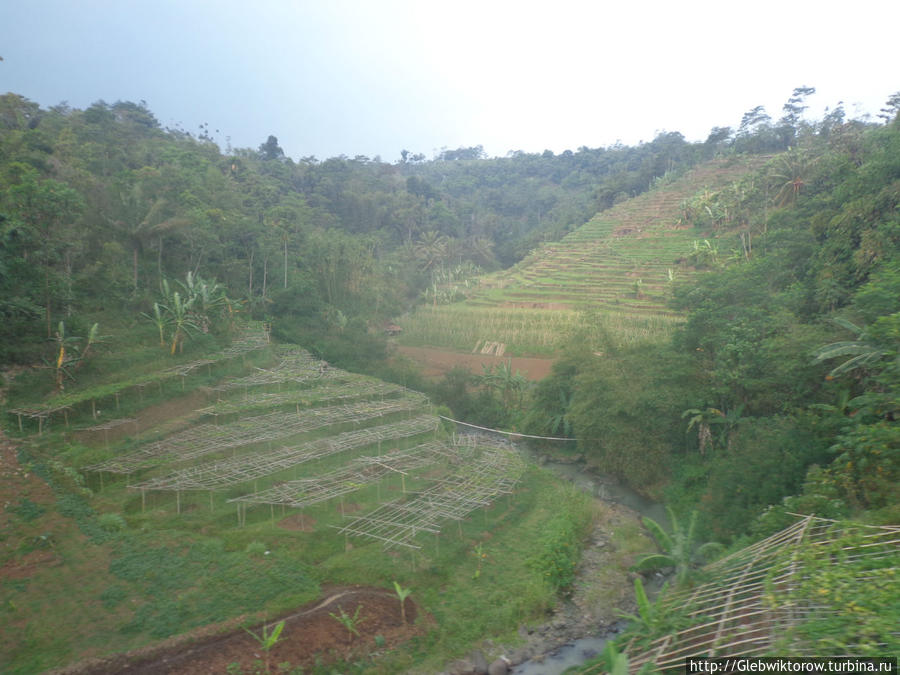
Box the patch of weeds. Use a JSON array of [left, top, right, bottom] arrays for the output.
[[100, 584, 128, 609], [111, 539, 318, 639], [245, 541, 268, 556], [56, 493, 114, 543], [98, 512, 127, 533], [7, 497, 46, 522]]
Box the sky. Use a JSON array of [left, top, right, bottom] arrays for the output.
[[1, 0, 897, 162]]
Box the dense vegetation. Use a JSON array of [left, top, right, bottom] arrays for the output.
[[3, 86, 897, 542], [0, 93, 712, 371], [523, 99, 900, 545], [2, 87, 898, 669]]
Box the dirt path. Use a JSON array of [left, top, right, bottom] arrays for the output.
[[396, 345, 556, 381]]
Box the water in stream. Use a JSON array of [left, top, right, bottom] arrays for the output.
[[509, 449, 665, 675], [510, 634, 613, 675]]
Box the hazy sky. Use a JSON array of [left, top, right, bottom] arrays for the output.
[[1, 0, 897, 161]]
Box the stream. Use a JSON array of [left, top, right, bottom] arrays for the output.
[[508, 449, 665, 675]]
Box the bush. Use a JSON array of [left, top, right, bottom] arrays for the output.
[[98, 512, 127, 533], [529, 485, 592, 592]]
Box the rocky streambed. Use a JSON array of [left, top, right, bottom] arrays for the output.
[[439, 450, 662, 675], [441, 500, 655, 675]]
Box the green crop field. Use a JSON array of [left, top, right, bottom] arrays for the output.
[[398, 157, 763, 356]]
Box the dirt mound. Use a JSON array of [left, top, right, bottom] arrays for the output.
[[61, 586, 424, 674]]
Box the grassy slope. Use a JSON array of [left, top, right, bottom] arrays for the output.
[[0, 332, 615, 674], [399, 156, 764, 355]]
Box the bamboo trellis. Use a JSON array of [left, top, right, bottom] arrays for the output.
[[197, 380, 408, 417], [85, 393, 428, 475], [5, 326, 269, 432], [332, 435, 527, 550], [129, 414, 439, 492], [211, 350, 338, 391], [228, 440, 458, 508], [579, 516, 900, 674]]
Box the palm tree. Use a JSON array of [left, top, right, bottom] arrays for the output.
[[632, 506, 724, 586], [413, 230, 449, 272], [770, 148, 815, 207]]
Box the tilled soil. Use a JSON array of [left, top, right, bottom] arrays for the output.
[[58, 587, 424, 675]]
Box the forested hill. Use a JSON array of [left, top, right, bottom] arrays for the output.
[[0, 92, 766, 366]]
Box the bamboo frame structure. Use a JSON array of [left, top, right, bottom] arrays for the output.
[[580, 515, 900, 674], [228, 440, 458, 508], [86, 393, 428, 474], [129, 414, 439, 492], [211, 349, 337, 392], [196, 379, 408, 417], [5, 326, 269, 432], [332, 435, 527, 550]]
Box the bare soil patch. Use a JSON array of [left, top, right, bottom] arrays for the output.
[[276, 514, 316, 532], [72, 388, 211, 445], [396, 345, 555, 381], [61, 586, 425, 675]]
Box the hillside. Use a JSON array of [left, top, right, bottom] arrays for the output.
[[397, 156, 765, 357], [0, 325, 624, 673]]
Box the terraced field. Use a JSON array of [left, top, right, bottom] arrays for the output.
[[399, 157, 765, 356]]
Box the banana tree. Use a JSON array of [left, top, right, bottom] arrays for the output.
[[632, 506, 724, 586], [166, 291, 199, 354], [141, 302, 168, 347]]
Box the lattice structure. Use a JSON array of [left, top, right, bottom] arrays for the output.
[[333, 434, 527, 549], [86, 394, 427, 474], [197, 380, 407, 417], [212, 350, 338, 391], [6, 325, 270, 432], [229, 440, 458, 508], [583, 516, 900, 674], [130, 414, 439, 492]]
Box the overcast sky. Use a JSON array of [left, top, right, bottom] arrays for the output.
[[1, 0, 897, 162]]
